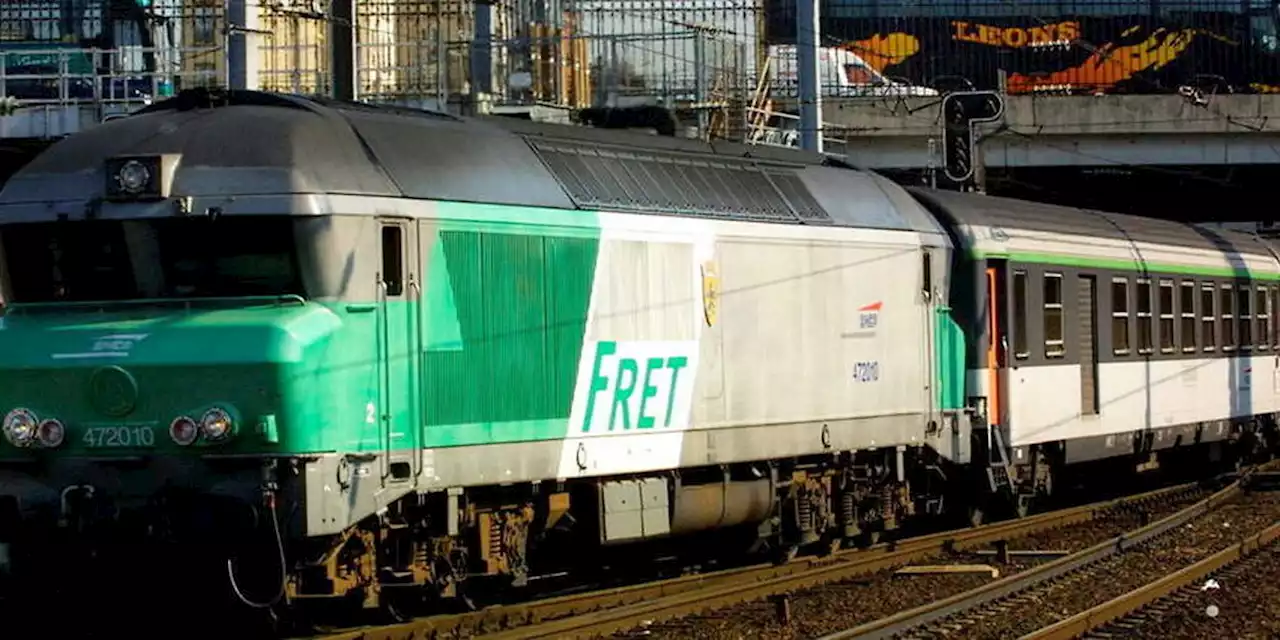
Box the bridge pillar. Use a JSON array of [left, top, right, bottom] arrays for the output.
[[226, 0, 262, 91]]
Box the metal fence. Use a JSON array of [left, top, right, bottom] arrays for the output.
[[763, 0, 1280, 95], [0, 47, 212, 113], [0, 0, 894, 150], [0, 0, 776, 138], [259, 0, 765, 117]]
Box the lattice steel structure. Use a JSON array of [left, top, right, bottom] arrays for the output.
[[273, 0, 767, 136], [0, 0, 221, 110], [0, 0, 770, 139]]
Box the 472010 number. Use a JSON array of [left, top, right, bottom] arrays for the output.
[[82, 425, 156, 448]]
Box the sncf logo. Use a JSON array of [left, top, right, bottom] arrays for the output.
[[858, 302, 882, 330]]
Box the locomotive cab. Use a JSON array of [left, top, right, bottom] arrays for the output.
[[0, 142, 414, 625]]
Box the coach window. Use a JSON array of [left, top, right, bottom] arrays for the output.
[[1111, 278, 1130, 355], [1221, 284, 1236, 350], [1272, 286, 1279, 348], [1158, 279, 1175, 354], [1180, 281, 1196, 353], [1044, 272, 1065, 358], [1136, 278, 1154, 355], [1013, 270, 1029, 360], [1239, 285, 1253, 349], [1201, 282, 1217, 352], [1257, 286, 1270, 351]]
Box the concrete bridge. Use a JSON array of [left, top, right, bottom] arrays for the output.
[[822, 94, 1280, 170]]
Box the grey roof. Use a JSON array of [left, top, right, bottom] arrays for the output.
[[0, 89, 944, 236], [909, 187, 1279, 260]]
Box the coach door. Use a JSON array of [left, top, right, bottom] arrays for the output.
[[376, 219, 422, 486], [1078, 276, 1100, 415], [984, 260, 1010, 430]]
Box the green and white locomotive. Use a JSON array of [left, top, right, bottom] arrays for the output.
[[0, 89, 1271, 625]]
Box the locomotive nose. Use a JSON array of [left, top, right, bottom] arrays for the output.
[[0, 303, 340, 458]]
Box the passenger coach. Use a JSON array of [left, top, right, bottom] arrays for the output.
[[917, 188, 1280, 513]]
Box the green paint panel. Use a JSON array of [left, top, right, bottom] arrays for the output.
[[273, 302, 396, 454], [422, 229, 598, 446], [934, 306, 966, 411], [424, 234, 463, 351], [974, 251, 1280, 281]]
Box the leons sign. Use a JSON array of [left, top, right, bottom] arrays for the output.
[[951, 20, 1081, 48]]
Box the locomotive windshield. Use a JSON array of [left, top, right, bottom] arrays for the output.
[[0, 215, 305, 304]]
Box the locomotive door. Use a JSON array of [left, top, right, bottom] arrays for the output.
[[376, 219, 422, 486]]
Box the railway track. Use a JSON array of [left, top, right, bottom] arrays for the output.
[[816, 462, 1280, 640], [1031, 471, 1280, 640], [314, 475, 1222, 640]]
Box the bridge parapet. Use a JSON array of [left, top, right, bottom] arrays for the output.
[[802, 94, 1280, 169], [820, 94, 1280, 138]]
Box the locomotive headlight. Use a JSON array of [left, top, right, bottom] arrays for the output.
[[199, 407, 234, 442], [36, 419, 65, 448], [116, 159, 151, 194], [169, 416, 199, 446], [2, 408, 38, 447]]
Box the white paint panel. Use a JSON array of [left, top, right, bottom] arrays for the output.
[[1003, 356, 1280, 447], [557, 232, 700, 477], [708, 236, 929, 429], [558, 212, 933, 478], [589, 239, 698, 341]]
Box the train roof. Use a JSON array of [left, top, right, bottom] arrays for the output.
[[0, 88, 945, 237], [911, 187, 1279, 261]]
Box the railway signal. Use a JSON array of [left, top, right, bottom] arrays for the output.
[[940, 90, 1005, 184]]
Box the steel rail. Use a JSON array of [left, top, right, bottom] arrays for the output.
[[316, 477, 1208, 640], [1020, 518, 1280, 640], [814, 460, 1278, 640]]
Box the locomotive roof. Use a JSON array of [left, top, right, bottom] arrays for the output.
[[911, 187, 1280, 261], [0, 89, 945, 237]]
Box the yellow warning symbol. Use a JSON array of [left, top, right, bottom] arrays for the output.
[[701, 260, 720, 327]]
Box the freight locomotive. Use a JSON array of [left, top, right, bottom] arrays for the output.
[[0, 88, 1274, 625]]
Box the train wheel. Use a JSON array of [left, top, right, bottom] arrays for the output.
[[773, 544, 800, 565], [273, 605, 322, 638], [453, 591, 480, 613], [1014, 499, 1031, 519], [381, 601, 413, 624], [968, 506, 985, 528], [380, 589, 433, 624], [823, 536, 842, 557]]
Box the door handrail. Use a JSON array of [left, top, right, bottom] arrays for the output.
[[376, 279, 391, 481], [408, 278, 424, 480]]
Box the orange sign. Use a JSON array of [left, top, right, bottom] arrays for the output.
[[845, 33, 920, 72], [1006, 27, 1194, 93], [951, 20, 1081, 48]]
